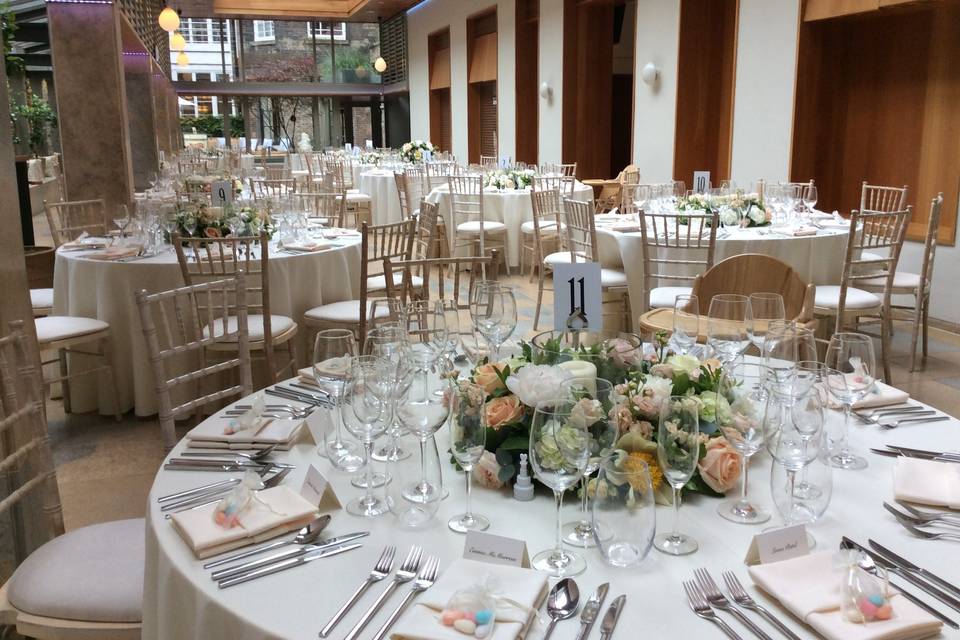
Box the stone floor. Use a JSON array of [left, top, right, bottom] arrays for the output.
[[47, 271, 960, 530]]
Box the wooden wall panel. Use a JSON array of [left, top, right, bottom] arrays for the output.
[[467, 9, 498, 164], [515, 0, 539, 164], [429, 49, 451, 89], [469, 33, 498, 83], [430, 88, 452, 152], [428, 29, 452, 151]]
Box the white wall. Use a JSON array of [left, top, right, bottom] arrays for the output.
[[537, 0, 564, 164]]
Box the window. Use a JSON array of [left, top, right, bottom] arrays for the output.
[[307, 21, 346, 41], [183, 18, 208, 43], [253, 20, 275, 42], [211, 19, 229, 43]]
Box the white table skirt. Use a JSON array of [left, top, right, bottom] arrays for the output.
[[52, 241, 361, 416], [142, 377, 960, 640], [425, 182, 594, 268], [358, 169, 403, 225]]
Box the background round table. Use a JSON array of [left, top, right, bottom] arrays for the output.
[[142, 380, 960, 640], [52, 240, 361, 416], [358, 168, 403, 225]]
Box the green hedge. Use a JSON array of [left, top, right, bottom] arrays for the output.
[[181, 115, 243, 138]]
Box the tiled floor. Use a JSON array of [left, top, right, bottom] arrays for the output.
[[46, 271, 960, 530]]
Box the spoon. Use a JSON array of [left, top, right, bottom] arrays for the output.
[[542, 578, 580, 640], [204, 514, 332, 569]]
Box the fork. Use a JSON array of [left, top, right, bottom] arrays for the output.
[[319, 546, 396, 638], [895, 517, 960, 541], [371, 556, 440, 640], [856, 411, 936, 426], [343, 545, 422, 640], [695, 568, 773, 640], [722, 572, 801, 640], [880, 416, 949, 430], [884, 502, 960, 531], [683, 580, 744, 640], [896, 502, 960, 526]]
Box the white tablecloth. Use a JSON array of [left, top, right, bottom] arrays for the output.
[[142, 376, 960, 640], [425, 182, 594, 268], [52, 240, 361, 416], [358, 168, 402, 225]]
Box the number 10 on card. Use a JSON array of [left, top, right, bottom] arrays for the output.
[[552, 262, 602, 331]]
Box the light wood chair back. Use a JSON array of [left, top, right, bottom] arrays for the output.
[[397, 166, 425, 220], [448, 174, 488, 247], [424, 161, 454, 191], [383, 251, 500, 318], [414, 199, 441, 260], [262, 165, 289, 181], [323, 158, 354, 191], [136, 274, 252, 449], [836, 208, 912, 319], [860, 182, 908, 213], [917, 194, 944, 294], [356, 219, 417, 344], [534, 174, 575, 198], [531, 186, 565, 244], [691, 254, 815, 324], [178, 158, 215, 175], [250, 178, 295, 200], [289, 191, 345, 227], [638, 210, 719, 312], [562, 197, 598, 262], [479, 155, 498, 168], [43, 199, 108, 247]]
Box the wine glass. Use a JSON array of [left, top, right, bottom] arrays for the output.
[[528, 397, 592, 577], [461, 329, 490, 366], [368, 298, 404, 332], [561, 378, 617, 548], [762, 322, 818, 397], [182, 211, 198, 238], [448, 382, 490, 533], [436, 299, 462, 381], [707, 294, 751, 364], [654, 396, 701, 555], [364, 325, 412, 464], [802, 185, 818, 215], [386, 432, 442, 528], [394, 363, 451, 505], [341, 356, 390, 517], [591, 454, 656, 568], [313, 329, 364, 472], [672, 294, 700, 356], [470, 282, 517, 362], [747, 293, 785, 353], [823, 333, 876, 471]]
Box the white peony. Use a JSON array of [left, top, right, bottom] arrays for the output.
[[640, 375, 674, 402], [568, 398, 604, 430], [666, 353, 702, 377], [718, 206, 739, 227], [505, 364, 572, 408], [747, 205, 766, 225]]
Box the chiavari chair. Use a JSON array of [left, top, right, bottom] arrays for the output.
[[638, 210, 719, 313], [323, 158, 372, 228], [43, 199, 108, 248], [447, 174, 506, 275], [249, 178, 295, 201]]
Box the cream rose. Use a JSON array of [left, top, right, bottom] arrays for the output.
[[485, 395, 524, 429], [697, 437, 742, 493], [473, 451, 505, 489], [474, 363, 506, 395]]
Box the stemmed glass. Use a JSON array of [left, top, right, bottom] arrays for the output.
[[672, 294, 700, 356], [437, 299, 461, 386], [112, 205, 131, 243], [823, 333, 876, 471], [528, 398, 592, 577], [762, 322, 818, 396], [182, 211, 198, 238], [707, 294, 751, 364], [746, 293, 785, 354], [470, 282, 517, 361], [364, 324, 411, 464], [802, 185, 818, 215], [654, 396, 701, 555], [448, 382, 490, 533], [313, 329, 364, 472], [341, 356, 390, 517]]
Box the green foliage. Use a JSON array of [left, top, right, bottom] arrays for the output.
[[334, 46, 371, 72], [13, 94, 57, 156], [180, 115, 243, 138], [1, 3, 22, 75]]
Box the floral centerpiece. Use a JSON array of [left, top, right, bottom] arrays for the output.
[[399, 140, 439, 163], [359, 151, 383, 166], [181, 175, 244, 196], [677, 191, 771, 227], [483, 168, 536, 191], [170, 202, 274, 240]]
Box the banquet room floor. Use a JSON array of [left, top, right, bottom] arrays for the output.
[[45, 271, 960, 531]]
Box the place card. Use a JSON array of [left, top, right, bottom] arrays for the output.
[[693, 170, 711, 193], [300, 464, 342, 513], [345, 143, 353, 152], [365, 139, 374, 150], [211, 180, 234, 206], [553, 262, 602, 331], [463, 531, 530, 568], [744, 524, 809, 566]]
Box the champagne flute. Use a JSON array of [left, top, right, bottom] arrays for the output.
[[672, 294, 700, 356], [470, 282, 517, 361], [313, 329, 364, 472], [448, 382, 489, 533], [707, 294, 751, 365], [654, 396, 700, 555], [342, 356, 390, 517], [823, 333, 875, 470], [747, 293, 785, 353]]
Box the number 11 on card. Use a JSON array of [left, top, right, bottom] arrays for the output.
[[553, 263, 602, 331]]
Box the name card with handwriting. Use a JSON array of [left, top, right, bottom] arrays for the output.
[[211, 180, 234, 206], [300, 464, 342, 513], [463, 531, 530, 568], [744, 524, 809, 566]]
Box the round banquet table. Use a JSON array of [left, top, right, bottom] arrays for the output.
[[143, 377, 960, 640], [595, 218, 851, 332], [425, 182, 594, 268], [358, 168, 404, 225], [52, 239, 361, 416]]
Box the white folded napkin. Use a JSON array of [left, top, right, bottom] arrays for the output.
[[390, 559, 548, 640], [84, 245, 144, 261], [893, 457, 960, 509], [170, 485, 318, 559], [790, 226, 819, 237], [186, 417, 305, 445], [283, 240, 335, 252], [749, 551, 942, 640], [854, 382, 910, 410]]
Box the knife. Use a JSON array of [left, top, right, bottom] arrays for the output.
[[599, 594, 625, 640], [164, 463, 253, 472], [204, 514, 332, 569], [218, 542, 362, 589], [869, 539, 960, 600], [168, 458, 293, 470], [886, 445, 960, 461], [574, 583, 609, 640], [211, 532, 370, 581]]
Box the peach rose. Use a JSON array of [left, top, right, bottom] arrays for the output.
[[485, 395, 524, 429], [474, 363, 506, 395], [473, 451, 505, 489], [697, 437, 742, 493]]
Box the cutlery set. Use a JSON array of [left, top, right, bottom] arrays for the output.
[[884, 501, 960, 539], [852, 403, 946, 429], [540, 580, 624, 640], [871, 444, 960, 462], [683, 568, 800, 640], [157, 467, 292, 516]]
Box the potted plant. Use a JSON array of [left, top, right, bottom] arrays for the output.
[[14, 94, 57, 157]]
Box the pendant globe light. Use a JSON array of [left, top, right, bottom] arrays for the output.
[[176, 51, 189, 67], [374, 57, 387, 74], [158, 7, 180, 33], [170, 31, 186, 52]]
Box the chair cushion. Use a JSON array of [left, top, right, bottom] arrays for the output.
[[8, 518, 144, 623], [35, 316, 109, 344], [456, 220, 507, 234], [859, 271, 924, 291], [30, 288, 54, 311], [543, 251, 588, 266], [520, 220, 564, 234], [341, 192, 371, 203], [860, 251, 887, 262], [815, 286, 882, 310], [202, 314, 296, 342], [649, 287, 693, 309], [366, 273, 424, 292], [304, 300, 391, 323], [600, 268, 628, 288]]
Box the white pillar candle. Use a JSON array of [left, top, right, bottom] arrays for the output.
[[558, 360, 597, 396]]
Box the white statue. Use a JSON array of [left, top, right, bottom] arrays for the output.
[[297, 132, 313, 153]]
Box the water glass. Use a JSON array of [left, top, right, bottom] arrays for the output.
[[672, 294, 700, 355], [707, 294, 751, 364], [448, 382, 490, 533], [823, 333, 876, 471], [386, 432, 442, 528], [747, 293, 785, 353], [591, 455, 656, 568], [341, 357, 390, 517], [771, 434, 832, 531], [313, 329, 364, 472], [470, 282, 517, 361], [654, 396, 700, 556]]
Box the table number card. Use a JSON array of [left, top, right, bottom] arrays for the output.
[[345, 143, 353, 153], [693, 171, 711, 193], [463, 531, 530, 568], [300, 464, 342, 513], [211, 180, 234, 207], [553, 262, 602, 331], [365, 139, 374, 150], [744, 524, 809, 566]]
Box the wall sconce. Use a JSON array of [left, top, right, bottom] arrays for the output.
[[539, 81, 552, 101], [641, 62, 660, 87]]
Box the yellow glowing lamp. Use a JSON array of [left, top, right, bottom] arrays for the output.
[[170, 31, 186, 52], [176, 51, 190, 67], [158, 7, 180, 33], [374, 57, 387, 74]]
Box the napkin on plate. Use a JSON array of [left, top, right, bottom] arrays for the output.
[[610, 222, 642, 233], [170, 485, 317, 558], [791, 226, 819, 237], [186, 416, 305, 446], [749, 551, 942, 640], [84, 245, 144, 261], [61, 233, 109, 250], [282, 240, 335, 253], [893, 457, 960, 509], [389, 559, 548, 640], [853, 382, 910, 410]]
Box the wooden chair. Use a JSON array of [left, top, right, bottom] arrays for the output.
[[479, 155, 499, 167], [424, 161, 454, 191], [136, 274, 253, 450], [861, 194, 941, 371], [43, 199, 108, 248], [303, 219, 416, 347], [289, 191, 345, 227], [30, 289, 53, 317], [174, 232, 298, 385], [690, 254, 816, 325], [0, 322, 143, 640], [448, 174, 506, 275], [413, 199, 441, 261], [814, 208, 912, 383], [527, 188, 566, 330], [638, 210, 718, 313], [521, 180, 568, 283], [324, 159, 372, 228], [262, 165, 289, 181], [249, 177, 295, 200], [861, 182, 908, 213], [396, 166, 425, 221]]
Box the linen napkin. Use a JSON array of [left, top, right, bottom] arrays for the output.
[[83, 245, 143, 261], [186, 417, 305, 446], [790, 226, 819, 237], [170, 485, 317, 559], [389, 559, 548, 640], [282, 240, 336, 253], [749, 551, 942, 640], [60, 233, 108, 251], [853, 382, 910, 410], [893, 457, 960, 509]]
